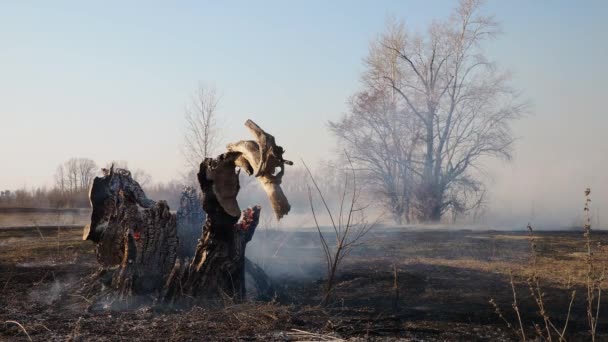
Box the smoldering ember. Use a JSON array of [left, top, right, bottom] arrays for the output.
[[2, 1, 608, 341]]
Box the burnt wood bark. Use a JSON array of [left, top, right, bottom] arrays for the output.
[[82, 120, 287, 308], [111, 201, 178, 299], [164, 155, 264, 303]]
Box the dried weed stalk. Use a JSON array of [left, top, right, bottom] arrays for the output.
[[490, 223, 576, 341], [303, 153, 380, 306], [584, 188, 604, 341]]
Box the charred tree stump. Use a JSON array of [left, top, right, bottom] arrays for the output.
[[82, 119, 289, 308], [83, 168, 178, 307], [169, 155, 262, 302], [168, 119, 292, 303], [111, 201, 177, 300]]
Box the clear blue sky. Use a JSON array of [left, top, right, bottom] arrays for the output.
[[1, 1, 607, 225]]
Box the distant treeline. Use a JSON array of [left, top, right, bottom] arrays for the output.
[[0, 207, 89, 214], [0, 182, 184, 209], [0, 157, 184, 209], [0, 187, 91, 208], [0, 157, 347, 215]]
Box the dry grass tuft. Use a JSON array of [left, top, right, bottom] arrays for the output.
[[490, 188, 606, 341]]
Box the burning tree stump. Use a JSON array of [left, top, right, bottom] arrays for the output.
[[82, 168, 178, 306], [111, 201, 178, 299], [166, 119, 293, 303], [164, 156, 262, 303], [82, 119, 290, 308]]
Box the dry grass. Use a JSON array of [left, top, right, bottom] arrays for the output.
[[0, 226, 91, 266], [489, 189, 608, 341], [2, 218, 608, 340]]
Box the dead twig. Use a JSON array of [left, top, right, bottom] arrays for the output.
[[508, 270, 526, 341], [560, 290, 576, 341], [69, 294, 93, 304], [68, 317, 83, 342], [4, 320, 33, 341]]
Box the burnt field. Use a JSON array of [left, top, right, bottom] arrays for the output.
[[0, 208, 90, 229], [1, 224, 608, 341]]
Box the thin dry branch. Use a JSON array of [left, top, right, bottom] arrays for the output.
[[4, 320, 32, 341], [303, 152, 380, 306], [508, 270, 526, 342]]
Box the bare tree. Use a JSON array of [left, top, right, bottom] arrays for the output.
[[303, 154, 379, 306], [330, 87, 419, 224], [55, 158, 97, 193], [182, 84, 222, 170], [76, 158, 97, 191], [335, 0, 525, 222], [64, 158, 79, 194], [53, 157, 97, 207], [55, 165, 66, 192]]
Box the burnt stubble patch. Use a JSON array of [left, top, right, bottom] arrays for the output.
[[1, 226, 607, 340]]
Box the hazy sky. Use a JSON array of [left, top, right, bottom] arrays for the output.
[[1, 1, 607, 227]]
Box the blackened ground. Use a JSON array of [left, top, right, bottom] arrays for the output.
[[1, 225, 607, 341]]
